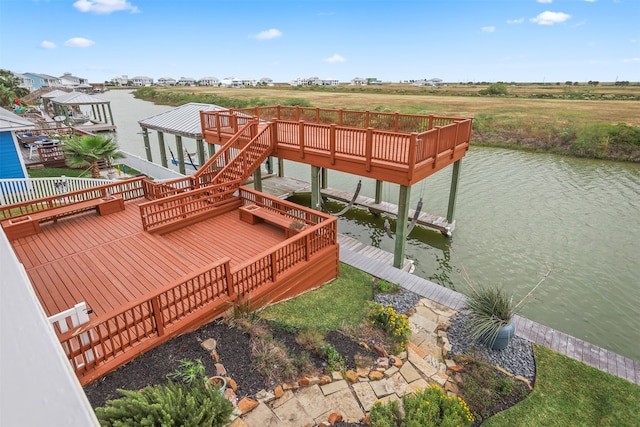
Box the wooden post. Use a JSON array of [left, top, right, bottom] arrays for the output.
[[151, 297, 165, 336], [224, 260, 234, 298], [142, 127, 152, 162], [394, 185, 411, 269], [253, 166, 262, 192], [321, 168, 328, 190], [175, 135, 186, 175], [266, 156, 274, 174], [447, 159, 462, 224], [196, 137, 205, 167], [107, 103, 115, 126], [329, 124, 336, 165], [375, 180, 383, 204], [311, 165, 321, 211], [157, 131, 167, 167], [278, 158, 284, 177], [365, 128, 373, 172], [208, 142, 216, 157], [299, 121, 305, 159]]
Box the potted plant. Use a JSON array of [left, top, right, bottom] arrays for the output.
[[464, 267, 551, 350]]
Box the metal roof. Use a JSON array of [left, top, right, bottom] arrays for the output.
[[50, 92, 109, 105], [0, 108, 36, 131], [138, 102, 226, 138], [41, 90, 71, 99]]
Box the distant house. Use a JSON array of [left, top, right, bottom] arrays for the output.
[[198, 77, 220, 86], [157, 77, 177, 86], [291, 77, 339, 87], [13, 72, 34, 92], [131, 76, 154, 87], [258, 77, 274, 86], [22, 73, 61, 90], [220, 77, 243, 87], [0, 108, 34, 182], [111, 75, 129, 86], [410, 78, 445, 87], [350, 77, 367, 86], [177, 77, 196, 86], [239, 78, 256, 87], [59, 72, 89, 89]]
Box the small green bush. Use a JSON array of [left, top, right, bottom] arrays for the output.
[[369, 385, 474, 427], [320, 342, 346, 372], [479, 83, 508, 96], [367, 302, 411, 352], [95, 381, 233, 427], [375, 278, 402, 294]]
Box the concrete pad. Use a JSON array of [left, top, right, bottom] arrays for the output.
[[399, 360, 421, 383], [370, 378, 394, 398], [272, 395, 315, 426], [320, 379, 348, 396], [351, 382, 378, 411], [318, 388, 365, 424], [295, 385, 330, 418], [241, 402, 282, 427]]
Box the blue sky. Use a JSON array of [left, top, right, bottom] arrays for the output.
[[1, 0, 638, 83]]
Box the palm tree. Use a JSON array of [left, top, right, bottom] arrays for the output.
[[63, 135, 124, 178]]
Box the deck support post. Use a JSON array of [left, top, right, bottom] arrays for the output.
[[278, 158, 284, 177], [311, 165, 321, 211], [266, 156, 274, 174], [394, 185, 411, 269], [142, 127, 152, 162], [375, 180, 383, 204], [196, 138, 205, 167], [107, 103, 115, 126], [175, 135, 186, 175], [157, 131, 168, 167], [446, 159, 462, 224], [208, 142, 216, 157], [253, 167, 263, 192], [321, 168, 328, 189]]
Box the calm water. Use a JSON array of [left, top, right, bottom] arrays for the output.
[[102, 90, 640, 361]]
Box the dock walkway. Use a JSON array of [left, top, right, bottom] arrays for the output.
[[339, 244, 639, 385]]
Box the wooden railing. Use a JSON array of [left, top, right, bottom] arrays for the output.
[[0, 177, 147, 220], [56, 187, 338, 384]]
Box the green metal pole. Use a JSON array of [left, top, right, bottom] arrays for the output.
[[447, 159, 462, 224], [375, 180, 383, 204], [175, 135, 186, 175], [142, 128, 152, 162], [157, 131, 168, 167], [311, 165, 321, 211], [394, 185, 411, 269]]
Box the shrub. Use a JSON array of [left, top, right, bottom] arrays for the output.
[[375, 278, 402, 294], [95, 381, 233, 427], [479, 83, 508, 96], [166, 358, 207, 385], [296, 327, 325, 353], [320, 342, 346, 372], [367, 302, 411, 352], [369, 385, 474, 427]]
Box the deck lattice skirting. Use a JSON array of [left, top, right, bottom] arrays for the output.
[[337, 237, 640, 386]]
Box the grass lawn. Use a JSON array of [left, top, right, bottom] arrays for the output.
[[28, 167, 91, 178], [259, 262, 374, 331], [259, 264, 640, 426]]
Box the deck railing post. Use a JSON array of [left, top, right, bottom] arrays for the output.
[[305, 234, 311, 261], [295, 106, 300, 122], [338, 109, 343, 126], [365, 111, 370, 128], [330, 124, 336, 165], [215, 112, 222, 142], [151, 297, 165, 336], [433, 127, 442, 169], [428, 114, 434, 130], [408, 133, 418, 182], [395, 112, 400, 132], [315, 108, 320, 124], [365, 128, 373, 172], [299, 121, 305, 159], [271, 252, 278, 281], [224, 260, 235, 298], [271, 118, 278, 153]]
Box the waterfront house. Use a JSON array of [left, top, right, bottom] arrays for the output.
[[22, 73, 61, 90], [198, 77, 220, 86], [350, 77, 368, 86], [177, 77, 197, 86], [110, 75, 129, 86], [13, 72, 34, 92], [131, 76, 154, 87], [59, 72, 89, 89], [157, 77, 177, 86], [0, 108, 34, 180]]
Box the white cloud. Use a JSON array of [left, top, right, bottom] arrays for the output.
[[537, 0, 553, 3], [507, 18, 524, 24], [482, 26, 496, 33], [531, 11, 571, 25], [584, 0, 597, 2], [252, 29, 282, 40], [622, 57, 640, 63], [73, 0, 139, 14], [64, 37, 96, 48], [324, 54, 346, 64], [40, 41, 56, 49]]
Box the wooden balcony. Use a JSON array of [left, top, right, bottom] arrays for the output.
[[201, 106, 473, 186], [2, 181, 339, 384]]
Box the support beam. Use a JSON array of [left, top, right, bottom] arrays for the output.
[[311, 165, 321, 211], [447, 159, 462, 224], [375, 180, 383, 204], [207, 142, 216, 157], [393, 185, 411, 269], [278, 158, 284, 177], [266, 156, 274, 174], [157, 131, 168, 167], [175, 135, 185, 175], [253, 167, 263, 192], [321, 168, 328, 189], [196, 137, 205, 167], [142, 127, 152, 162]]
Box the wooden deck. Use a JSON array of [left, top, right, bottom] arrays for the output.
[[339, 245, 640, 386], [11, 198, 285, 319]]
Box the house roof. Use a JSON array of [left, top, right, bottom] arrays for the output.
[[0, 108, 36, 131], [50, 92, 109, 105], [138, 102, 226, 138]]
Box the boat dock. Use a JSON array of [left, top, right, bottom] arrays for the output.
[[260, 176, 454, 235]]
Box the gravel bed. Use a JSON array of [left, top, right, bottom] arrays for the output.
[[377, 288, 536, 383]]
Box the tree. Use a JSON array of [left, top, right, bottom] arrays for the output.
[[0, 69, 29, 108], [63, 135, 124, 178], [479, 83, 508, 96]]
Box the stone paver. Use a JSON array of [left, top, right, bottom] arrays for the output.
[[271, 394, 314, 426], [318, 387, 364, 423], [295, 385, 330, 419], [351, 382, 378, 411], [319, 379, 348, 395], [241, 402, 281, 427], [399, 359, 422, 383]]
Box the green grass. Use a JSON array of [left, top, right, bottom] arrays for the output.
[[484, 345, 640, 427], [259, 263, 373, 331], [28, 167, 91, 178]]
